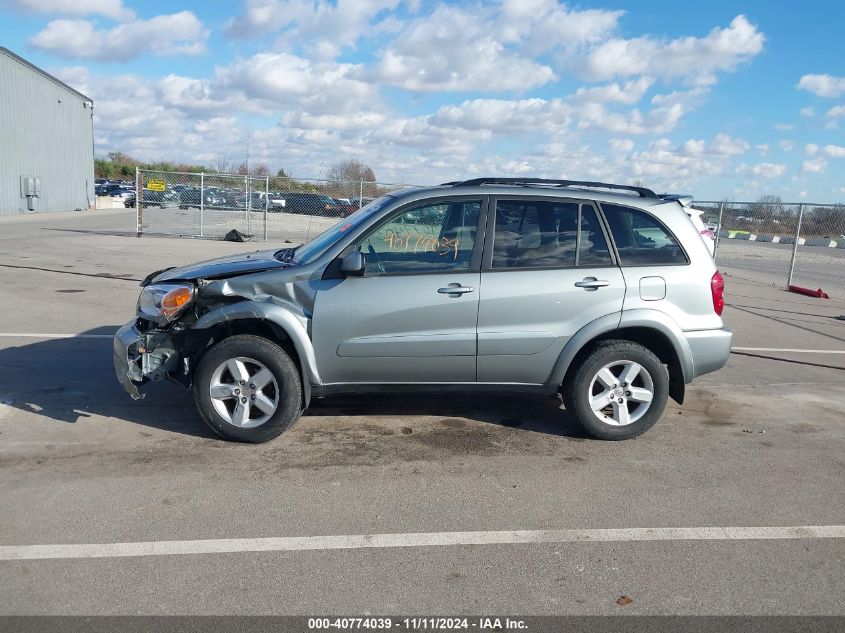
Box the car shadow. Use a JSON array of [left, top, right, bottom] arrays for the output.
[[0, 327, 587, 441]]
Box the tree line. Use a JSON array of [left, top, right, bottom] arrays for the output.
[[95, 154, 379, 184]]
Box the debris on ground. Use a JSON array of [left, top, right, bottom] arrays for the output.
[[222, 229, 252, 242], [616, 595, 633, 606]]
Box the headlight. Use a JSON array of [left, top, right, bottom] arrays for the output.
[[137, 284, 195, 322]]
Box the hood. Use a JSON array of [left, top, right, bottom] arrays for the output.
[[145, 249, 290, 285]]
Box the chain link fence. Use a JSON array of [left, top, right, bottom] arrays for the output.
[[693, 200, 845, 298], [135, 168, 416, 243], [135, 169, 844, 298]]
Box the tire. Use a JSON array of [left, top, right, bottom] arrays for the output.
[[193, 334, 302, 443], [563, 339, 668, 440]]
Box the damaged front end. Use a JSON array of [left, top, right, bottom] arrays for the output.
[[113, 280, 198, 399], [113, 248, 307, 400], [113, 323, 179, 400]]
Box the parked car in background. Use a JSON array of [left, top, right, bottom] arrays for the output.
[[332, 198, 361, 217], [98, 184, 135, 198], [178, 188, 224, 209], [274, 192, 341, 216], [115, 177, 731, 443], [125, 188, 180, 208], [659, 195, 716, 256]]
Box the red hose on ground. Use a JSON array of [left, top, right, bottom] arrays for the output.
[[788, 285, 830, 299]]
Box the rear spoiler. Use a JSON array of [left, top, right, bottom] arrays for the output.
[[659, 193, 694, 207]]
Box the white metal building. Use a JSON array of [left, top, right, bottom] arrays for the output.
[[0, 47, 94, 215]]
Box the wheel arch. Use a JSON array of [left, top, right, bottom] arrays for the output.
[[189, 302, 321, 407], [550, 310, 692, 404]]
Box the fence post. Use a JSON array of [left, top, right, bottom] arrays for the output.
[[264, 176, 269, 242], [135, 166, 141, 236], [713, 202, 725, 256], [245, 175, 251, 236], [200, 171, 205, 238], [359, 179, 364, 210], [786, 204, 804, 288]]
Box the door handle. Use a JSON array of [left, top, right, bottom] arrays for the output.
[[574, 278, 610, 290], [438, 284, 475, 295]]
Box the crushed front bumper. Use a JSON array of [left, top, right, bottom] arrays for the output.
[[113, 322, 145, 400], [113, 321, 179, 400]]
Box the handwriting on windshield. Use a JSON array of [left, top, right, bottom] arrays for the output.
[[384, 232, 460, 261]]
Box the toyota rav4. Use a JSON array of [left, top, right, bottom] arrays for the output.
[[114, 178, 732, 442]]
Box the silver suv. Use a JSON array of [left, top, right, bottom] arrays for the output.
[[114, 178, 732, 441]]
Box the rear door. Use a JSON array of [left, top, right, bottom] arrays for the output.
[[476, 196, 626, 383]]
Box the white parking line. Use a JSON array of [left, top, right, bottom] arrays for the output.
[[731, 347, 845, 354], [1, 526, 842, 561]]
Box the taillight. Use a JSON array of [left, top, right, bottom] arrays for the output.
[[701, 229, 715, 240], [711, 271, 725, 316]]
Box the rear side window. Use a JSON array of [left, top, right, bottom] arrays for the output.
[[492, 200, 612, 269], [601, 204, 687, 266]]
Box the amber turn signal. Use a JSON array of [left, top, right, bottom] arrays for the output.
[[161, 286, 194, 318]]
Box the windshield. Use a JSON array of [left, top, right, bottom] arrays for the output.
[[287, 195, 395, 264]]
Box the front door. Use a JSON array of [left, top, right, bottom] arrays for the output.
[[476, 197, 626, 383], [312, 197, 485, 384]]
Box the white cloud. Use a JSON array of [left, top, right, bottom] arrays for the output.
[[226, 0, 401, 59], [797, 74, 845, 98], [801, 158, 827, 173], [778, 140, 794, 152], [680, 139, 705, 156], [710, 133, 749, 155], [216, 52, 378, 116], [826, 105, 845, 118], [629, 138, 726, 181], [573, 77, 653, 105], [774, 123, 794, 131], [800, 106, 815, 117], [798, 190, 807, 198], [372, 4, 558, 91], [823, 144, 845, 158], [751, 162, 786, 178], [30, 12, 208, 61], [6, 0, 133, 20], [755, 144, 769, 155], [580, 15, 764, 84], [609, 138, 635, 153], [805, 144, 819, 156]]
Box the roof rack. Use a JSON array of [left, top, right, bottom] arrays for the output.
[[441, 178, 658, 198]]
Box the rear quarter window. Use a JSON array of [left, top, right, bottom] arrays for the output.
[[601, 204, 688, 266]]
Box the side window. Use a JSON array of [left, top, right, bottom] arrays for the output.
[[601, 204, 687, 266], [492, 200, 612, 269], [356, 200, 480, 274]]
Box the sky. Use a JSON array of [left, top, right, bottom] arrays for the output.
[[2, 0, 844, 202]]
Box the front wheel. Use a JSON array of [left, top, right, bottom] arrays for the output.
[[563, 340, 668, 440], [193, 335, 302, 442]]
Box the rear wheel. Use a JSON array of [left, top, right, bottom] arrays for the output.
[[193, 335, 302, 442], [563, 340, 668, 440]]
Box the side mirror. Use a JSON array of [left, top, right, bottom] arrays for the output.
[[340, 251, 365, 276]]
